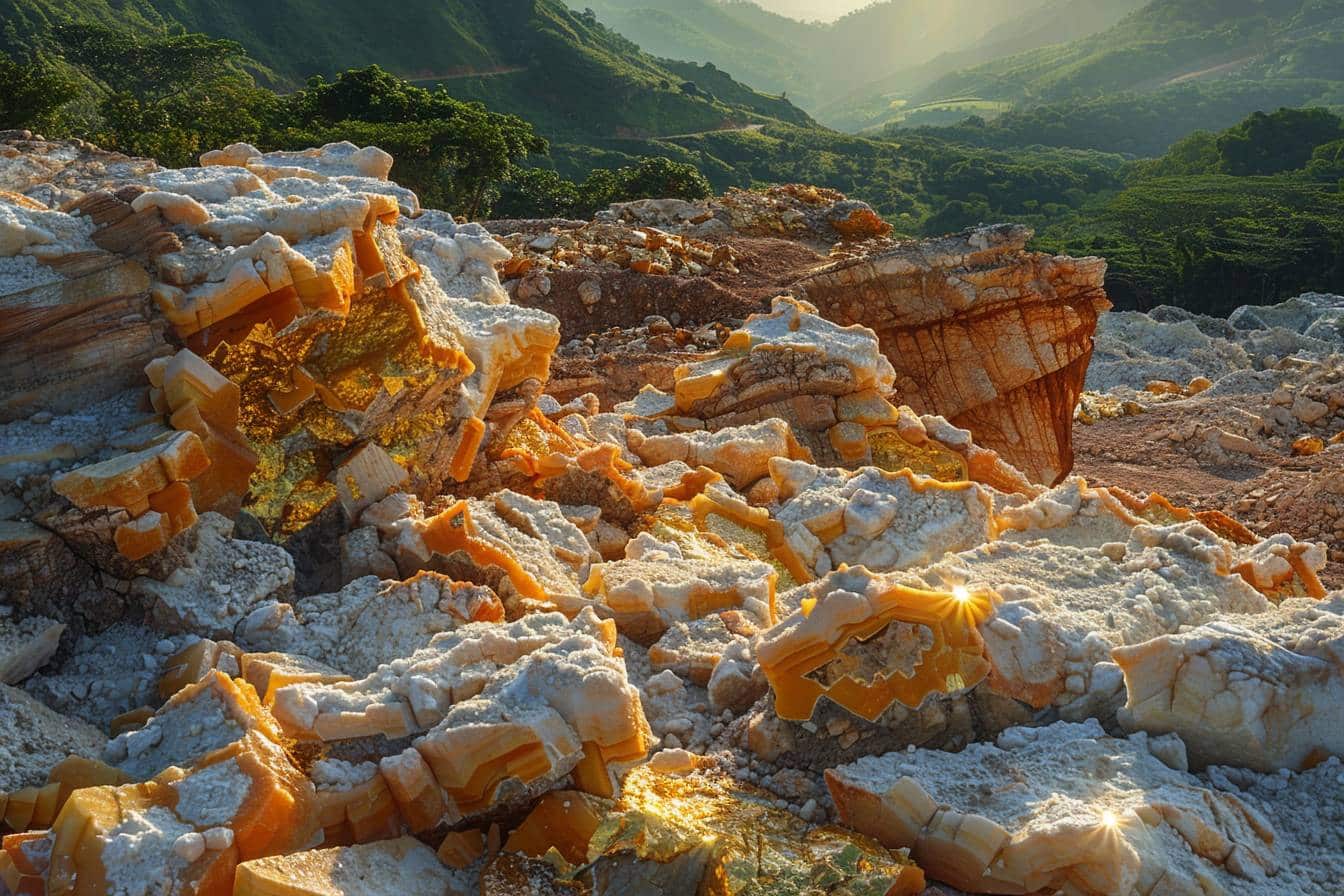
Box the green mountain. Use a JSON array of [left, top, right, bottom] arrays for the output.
[[884, 0, 1344, 154], [0, 0, 812, 142], [565, 0, 1120, 117], [914, 0, 1344, 104], [827, 0, 1150, 131]]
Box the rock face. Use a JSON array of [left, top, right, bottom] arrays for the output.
[[1114, 595, 1344, 772], [1, 137, 556, 573], [795, 224, 1111, 485]]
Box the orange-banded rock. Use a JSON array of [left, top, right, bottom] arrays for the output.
[[1, 756, 129, 835], [614, 296, 1042, 497], [616, 296, 898, 466], [102, 670, 286, 782], [770, 457, 995, 580], [1114, 594, 1344, 772], [268, 610, 615, 741], [153, 638, 351, 712], [42, 729, 317, 896], [911, 521, 1275, 719], [756, 566, 997, 723], [1106, 486, 1328, 600], [266, 609, 650, 823], [794, 224, 1110, 485], [826, 720, 1276, 896], [999, 478, 1329, 602], [359, 490, 597, 617], [581, 531, 777, 645], [233, 835, 470, 896], [2, 139, 558, 569], [625, 418, 811, 491], [306, 758, 403, 848], [49, 430, 209, 561]]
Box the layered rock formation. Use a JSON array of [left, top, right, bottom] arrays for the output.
[[795, 224, 1111, 484]]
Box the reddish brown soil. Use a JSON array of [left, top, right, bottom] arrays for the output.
[[1074, 401, 1344, 590]]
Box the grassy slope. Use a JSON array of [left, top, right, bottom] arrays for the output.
[[0, 0, 503, 86], [578, 1, 813, 102], [826, 0, 1149, 131]]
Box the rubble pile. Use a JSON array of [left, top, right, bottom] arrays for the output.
[[1, 136, 1341, 896], [498, 219, 742, 285], [1076, 292, 1344, 580]]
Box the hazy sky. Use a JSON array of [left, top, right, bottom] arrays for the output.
[[752, 0, 876, 22]]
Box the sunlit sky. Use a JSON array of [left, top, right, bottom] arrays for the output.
[[752, 0, 877, 22]]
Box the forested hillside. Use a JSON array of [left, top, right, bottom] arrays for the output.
[[566, 0, 1144, 119], [871, 0, 1344, 152], [0, 0, 812, 143]]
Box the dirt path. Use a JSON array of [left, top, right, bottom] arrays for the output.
[[407, 65, 527, 84], [1163, 55, 1256, 86], [659, 123, 766, 140]]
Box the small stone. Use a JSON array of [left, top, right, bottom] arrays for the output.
[[1292, 394, 1330, 425], [172, 832, 205, 863], [202, 827, 234, 850], [1217, 430, 1257, 454]]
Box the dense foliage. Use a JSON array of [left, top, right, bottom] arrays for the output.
[[1039, 109, 1344, 314], [493, 156, 712, 219]]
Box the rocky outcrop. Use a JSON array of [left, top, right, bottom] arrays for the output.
[[1, 137, 557, 584], [795, 224, 1110, 484]]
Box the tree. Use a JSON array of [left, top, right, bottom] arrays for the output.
[[1306, 139, 1344, 182], [54, 23, 251, 104], [1129, 129, 1221, 179], [0, 51, 80, 131], [576, 157, 711, 214], [1215, 107, 1344, 176], [492, 167, 581, 219], [280, 66, 548, 218], [52, 23, 274, 166]]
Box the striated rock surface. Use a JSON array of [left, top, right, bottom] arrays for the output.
[[1, 137, 557, 580], [795, 224, 1110, 485]]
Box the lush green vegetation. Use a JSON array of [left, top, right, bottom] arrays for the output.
[[0, 0, 813, 145], [0, 24, 714, 218], [872, 0, 1344, 149], [901, 80, 1340, 157], [1038, 108, 1344, 314]]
